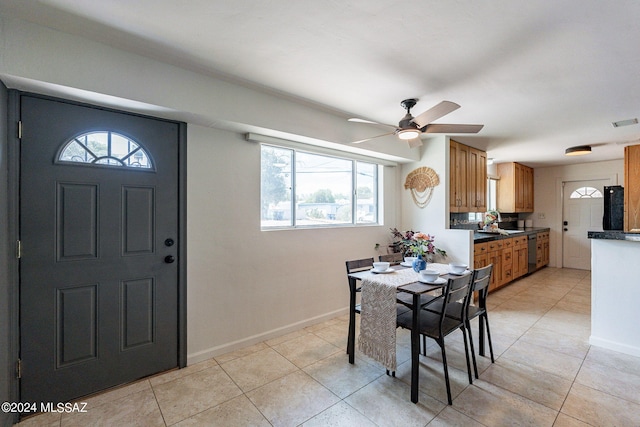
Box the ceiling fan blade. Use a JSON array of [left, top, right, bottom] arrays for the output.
[[350, 131, 396, 144], [348, 117, 399, 130], [411, 101, 461, 128], [422, 123, 484, 134], [407, 138, 423, 148]]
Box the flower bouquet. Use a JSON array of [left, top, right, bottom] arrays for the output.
[[389, 228, 447, 259]]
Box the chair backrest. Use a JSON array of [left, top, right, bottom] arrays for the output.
[[440, 274, 473, 323], [472, 264, 493, 309], [378, 252, 403, 265], [345, 258, 375, 274]]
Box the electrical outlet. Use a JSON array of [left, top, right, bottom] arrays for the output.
[[538, 213, 546, 219]]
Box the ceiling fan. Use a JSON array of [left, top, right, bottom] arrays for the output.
[[349, 98, 483, 148]]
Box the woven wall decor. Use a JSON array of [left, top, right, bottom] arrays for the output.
[[404, 166, 440, 208]]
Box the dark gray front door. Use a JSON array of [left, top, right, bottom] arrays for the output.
[[19, 94, 182, 404]]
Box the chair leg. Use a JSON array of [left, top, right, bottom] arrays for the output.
[[347, 280, 358, 364], [460, 326, 473, 384], [483, 313, 495, 363], [439, 340, 452, 405], [478, 311, 485, 357], [422, 335, 427, 356], [466, 320, 479, 380], [347, 308, 356, 363]]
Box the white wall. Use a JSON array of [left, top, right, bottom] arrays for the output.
[[531, 159, 623, 267], [399, 135, 473, 266], [187, 125, 398, 361], [0, 16, 419, 163], [591, 239, 640, 357], [0, 16, 403, 363]]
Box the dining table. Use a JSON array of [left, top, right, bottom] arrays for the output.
[[347, 262, 467, 403]]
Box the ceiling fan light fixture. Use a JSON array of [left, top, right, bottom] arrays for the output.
[[565, 145, 592, 156], [397, 128, 420, 140]]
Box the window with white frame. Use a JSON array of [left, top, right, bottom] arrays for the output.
[[569, 186, 603, 199], [487, 177, 498, 211], [57, 131, 153, 170], [260, 144, 380, 228]]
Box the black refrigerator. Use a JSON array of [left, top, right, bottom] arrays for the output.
[[603, 185, 624, 230]]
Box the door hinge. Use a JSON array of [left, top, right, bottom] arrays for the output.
[[16, 359, 22, 379], [17, 120, 23, 139], [16, 240, 21, 259]]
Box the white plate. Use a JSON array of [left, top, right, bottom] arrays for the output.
[[418, 277, 446, 284], [448, 270, 470, 276], [370, 268, 394, 274], [400, 262, 413, 267]]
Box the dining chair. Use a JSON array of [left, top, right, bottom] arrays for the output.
[[466, 264, 495, 378], [423, 264, 494, 379], [396, 274, 474, 405], [345, 258, 375, 362]]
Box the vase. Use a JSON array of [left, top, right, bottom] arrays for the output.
[[412, 254, 427, 272]]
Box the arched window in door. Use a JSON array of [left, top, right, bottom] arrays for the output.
[[57, 131, 154, 170], [569, 186, 603, 199]]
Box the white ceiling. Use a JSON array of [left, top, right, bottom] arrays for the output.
[[2, 0, 640, 167]]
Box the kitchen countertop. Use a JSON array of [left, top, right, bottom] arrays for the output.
[[588, 231, 640, 242], [474, 227, 550, 243]]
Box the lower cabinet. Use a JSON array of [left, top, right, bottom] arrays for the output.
[[474, 233, 539, 292], [512, 236, 529, 278], [536, 231, 550, 268], [487, 240, 503, 292], [501, 244, 513, 287], [473, 242, 488, 270]]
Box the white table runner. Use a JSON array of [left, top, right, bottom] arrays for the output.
[[357, 268, 425, 371]]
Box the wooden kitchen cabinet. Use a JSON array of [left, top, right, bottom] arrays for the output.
[[497, 162, 535, 213], [501, 243, 513, 286], [487, 246, 502, 292], [469, 146, 487, 212], [450, 140, 487, 213], [474, 232, 546, 293], [624, 144, 640, 232], [524, 165, 534, 212], [536, 231, 550, 268], [473, 242, 489, 270], [486, 239, 503, 291], [450, 140, 470, 212], [512, 235, 529, 278]]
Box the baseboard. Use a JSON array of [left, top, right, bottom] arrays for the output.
[[186, 307, 349, 365], [589, 335, 640, 358]]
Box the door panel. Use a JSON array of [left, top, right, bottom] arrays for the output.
[[20, 94, 181, 404], [57, 183, 99, 260], [56, 284, 98, 367], [122, 186, 155, 255], [562, 180, 606, 270]]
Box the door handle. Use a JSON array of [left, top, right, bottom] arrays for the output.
[[164, 255, 175, 264]]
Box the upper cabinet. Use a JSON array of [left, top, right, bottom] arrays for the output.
[[464, 141, 487, 212], [450, 140, 487, 213], [497, 162, 534, 213], [624, 144, 640, 232]]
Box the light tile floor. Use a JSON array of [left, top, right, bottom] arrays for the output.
[[16, 267, 640, 426]]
